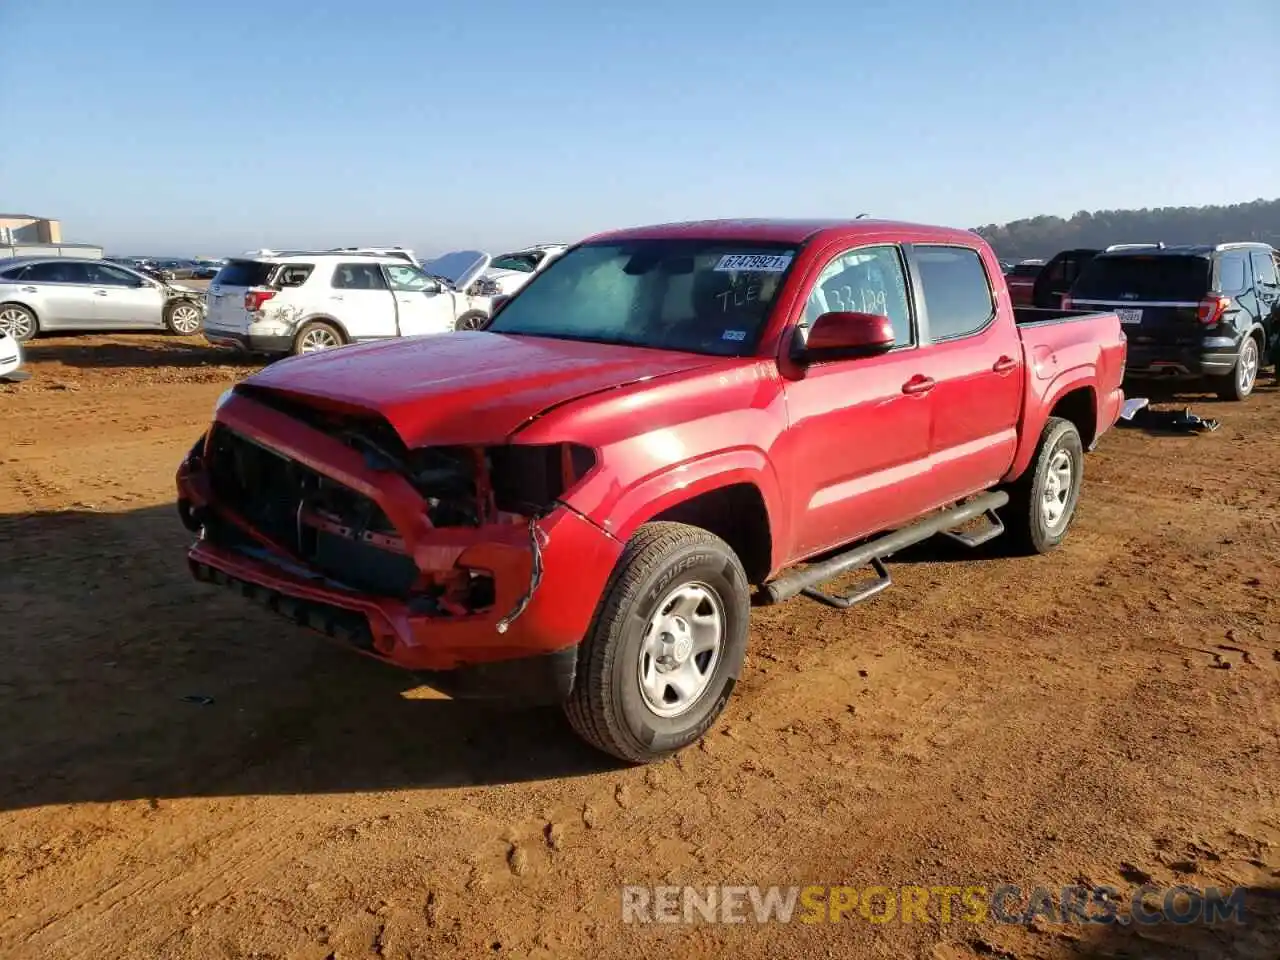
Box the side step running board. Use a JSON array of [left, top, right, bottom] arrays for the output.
[[762, 491, 1009, 608]]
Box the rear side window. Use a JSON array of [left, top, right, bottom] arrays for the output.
[[274, 264, 313, 288], [332, 262, 388, 290], [24, 261, 93, 283], [915, 246, 995, 340], [215, 259, 275, 287], [1215, 252, 1250, 295], [1250, 251, 1277, 288], [1071, 255, 1210, 302]]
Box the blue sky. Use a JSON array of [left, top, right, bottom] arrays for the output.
[[4, 0, 1276, 256]]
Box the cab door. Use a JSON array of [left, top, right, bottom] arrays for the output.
[[384, 264, 459, 336], [779, 243, 939, 562], [907, 243, 1023, 498], [328, 262, 397, 340]]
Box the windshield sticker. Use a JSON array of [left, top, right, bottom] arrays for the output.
[[713, 253, 793, 273], [721, 329, 747, 341]]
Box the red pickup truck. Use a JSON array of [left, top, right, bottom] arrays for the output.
[[176, 219, 1126, 763]]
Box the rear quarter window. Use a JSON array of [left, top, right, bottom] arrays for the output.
[[274, 264, 314, 288], [1215, 253, 1250, 295]]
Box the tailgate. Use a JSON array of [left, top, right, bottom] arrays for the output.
[[205, 259, 274, 331], [1068, 254, 1209, 348]]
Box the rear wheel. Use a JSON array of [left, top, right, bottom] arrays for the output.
[[564, 522, 750, 764], [1213, 336, 1259, 401], [0, 304, 38, 342], [1001, 416, 1084, 555], [292, 320, 344, 355]]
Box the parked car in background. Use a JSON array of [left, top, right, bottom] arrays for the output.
[[0, 326, 25, 381], [0, 257, 207, 341], [481, 243, 569, 295], [1028, 248, 1099, 309], [202, 250, 493, 356], [191, 260, 225, 279], [176, 217, 1126, 763], [1005, 259, 1046, 306], [1065, 242, 1279, 401]]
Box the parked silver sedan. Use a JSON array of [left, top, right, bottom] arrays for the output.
[[0, 257, 206, 342]]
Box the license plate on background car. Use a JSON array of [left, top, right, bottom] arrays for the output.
[[1116, 309, 1143, 325]]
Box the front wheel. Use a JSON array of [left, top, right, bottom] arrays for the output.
[[453, 311, 489, 331], [564, 522, 750, 764], [164, 300, 203, 336], [1213, 336, 1259, 401], [1001, 416, 1084, 556]]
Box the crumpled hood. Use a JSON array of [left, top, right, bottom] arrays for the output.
[[238, 332, 720, 447]]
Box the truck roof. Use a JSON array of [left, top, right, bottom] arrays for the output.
[[583, 218, 980, 247]]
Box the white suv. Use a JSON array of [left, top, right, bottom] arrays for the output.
[[202, 251, 493, 356]]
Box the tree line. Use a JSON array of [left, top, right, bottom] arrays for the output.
[[973, 198, 1279, 262]]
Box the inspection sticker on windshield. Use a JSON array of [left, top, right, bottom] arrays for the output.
[[721, 329, 747, 341], [714, 253, 793, 273]]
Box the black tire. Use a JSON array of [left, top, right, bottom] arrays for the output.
[[1000, 416, 1084, 556], [163, 300, 203, 336], [0, 304, 39, 343], [453, 311, 490, 331], [292, 320, 345, 356], [564, 522, 750, 764], [1212, 335, 1260, 402]]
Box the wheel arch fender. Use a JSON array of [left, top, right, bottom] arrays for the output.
[[591, 447, 787, 579], [1006, 371, 1098, 481]]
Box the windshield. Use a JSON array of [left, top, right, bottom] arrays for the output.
[[1070, 255, 1210, 302], [490, 253, 540, 273], [486, 240, 797, 356]]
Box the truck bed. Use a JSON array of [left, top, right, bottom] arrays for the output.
[[1013, 306, 1114, 327]]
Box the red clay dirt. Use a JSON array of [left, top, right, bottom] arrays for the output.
[[2, 333, 1278, 959]]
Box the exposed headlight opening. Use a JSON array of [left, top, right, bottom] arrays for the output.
[[213, 387, 235, 416]]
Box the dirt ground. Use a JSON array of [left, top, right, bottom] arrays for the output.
[[2, 333, 1278, 960]]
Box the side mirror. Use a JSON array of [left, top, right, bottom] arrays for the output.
[[793, 311, 896, 363]]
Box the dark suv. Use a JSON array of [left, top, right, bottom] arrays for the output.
[[1066, 242, 1280, 400]]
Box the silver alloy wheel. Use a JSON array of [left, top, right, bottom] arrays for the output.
[[1041, 447, 1073, 528], [1238, 338, 1258, 394], [169, 303, 201, 335], [0, 306, 34, 340], [455, 314, 487, 331], [299, 327, 341, 352], [637, 581, 725, 718]]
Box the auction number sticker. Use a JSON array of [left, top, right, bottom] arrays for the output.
[[714, 253, 793, 273]]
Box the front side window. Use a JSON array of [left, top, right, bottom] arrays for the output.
[[803, 244, 913, 346], [88, 263, 143, 286], [914, 246, 995, 340], [385, 264, 434, 292], [331, 262, 389, 291], [487, 240, 798, 356]]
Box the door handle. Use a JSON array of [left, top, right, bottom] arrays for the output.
[[21, 286, 37, 293], [329, 295, 344, 301], [901, 375, 936, 396], [993, 355, 1017, 374], [93, 289, 109, 296]]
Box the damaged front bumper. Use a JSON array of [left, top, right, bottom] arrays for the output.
[[175, 392, 622, 705]]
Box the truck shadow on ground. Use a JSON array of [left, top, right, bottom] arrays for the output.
[[22, 335, 262, 371], [0, 505, 622, 814]]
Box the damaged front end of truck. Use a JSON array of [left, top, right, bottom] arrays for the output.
[[175, 383, 622, 704]]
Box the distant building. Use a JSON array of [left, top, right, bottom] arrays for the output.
[[0, 213, 102, 260], [0, 213, 61, 244]]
